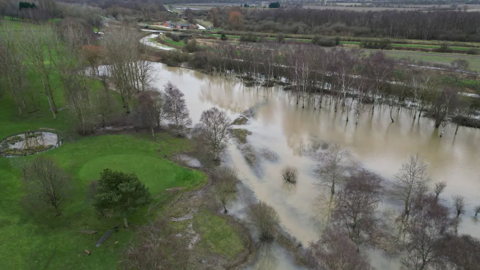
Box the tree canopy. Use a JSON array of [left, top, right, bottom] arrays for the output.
[[93, 169, 152, 217]]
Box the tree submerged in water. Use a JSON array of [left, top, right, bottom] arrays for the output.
[[247, 201, 280, 242]]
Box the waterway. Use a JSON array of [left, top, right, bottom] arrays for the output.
[[149, 62, 480, 269]]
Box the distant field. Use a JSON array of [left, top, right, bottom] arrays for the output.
[[204, 34, 476, 52], [201, 34, 480, 72], [383, 50, 480, 71], [304, 3, 480, 12], [174, 3, 480, 12]]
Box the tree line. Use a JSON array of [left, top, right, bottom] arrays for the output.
[[209, 7, 480, 42], [191, 43, 480, 136]]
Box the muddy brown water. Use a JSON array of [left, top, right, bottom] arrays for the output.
[[150, 63, 480, 269]]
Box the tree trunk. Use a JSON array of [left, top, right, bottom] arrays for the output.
[[390, 107, 395, 123], [455, 123, 459, 135], [41, 77, 57, 119], [151, 127, 155, 138], [123, 217, 129, 228]]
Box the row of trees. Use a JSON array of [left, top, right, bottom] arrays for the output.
[[0, 19, 161, 134], [193, 43, 479, 134], [305, 145, 480, 270], [210, 7, 480, 41]]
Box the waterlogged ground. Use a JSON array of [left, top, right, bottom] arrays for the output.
[[149, 63, 480, 269]]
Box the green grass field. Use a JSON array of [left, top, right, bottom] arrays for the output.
[[0, 19, 244, 270], [194, 211, 244, 259], [162, 37, 185, 47]]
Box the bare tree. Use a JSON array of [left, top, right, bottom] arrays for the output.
[[212, 166, 238, 213], [0, 27, 35, 115], [194, 107, 231, 161], [102, 26, 152, 112], [248, 201, 280, 242], [452, 195, 465, 217], [24, 156, 71, 216], [163, 82, 191, 137], [331, 169, 382, 250], [136, 91, 163, 137], [392, 154, 431, 222], [121, 217, 189, 270], [364, 51, 394, 114], [307, 228, 373, 270], [436, 234, 480, 270], [475, 205, 480, 217], [431, 87, 458, 131], [20, 26, 60, 119], [316, 143, 350, 196], [281, 165, 299, 184], [433, 181, 447, 200], [408, 70, 436, 120], [401, 194, 453, 270]]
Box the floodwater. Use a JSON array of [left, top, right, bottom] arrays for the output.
[[149, 63, 480, 269]]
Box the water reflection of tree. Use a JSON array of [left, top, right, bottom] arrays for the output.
[[281, 181, 297, 195], [252, 242, 278, 270]]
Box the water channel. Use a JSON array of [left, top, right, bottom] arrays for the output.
[[149, 62, 480, 269]]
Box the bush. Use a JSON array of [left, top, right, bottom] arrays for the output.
[[360, 39, 392, 50], [165, 32, 180, 42], [466, 48, 479, 55], [161, 50, 190, 67], [269, 2, 280, 8], [281, 165, 299, 184], [220, 33, 228, 41], [182, 39, 198, 53], [434, 43, 452, 53], [276, 33, 285, 43], [248, 201, 279, 242], [312, 35, 336, 47], [240, 33, 258, 42]]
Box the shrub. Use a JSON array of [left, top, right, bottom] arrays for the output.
[[466, 48, 479, 55], [276, 33, 285, 43], [165, 32, 180, 42], [434, 43, 452, 53], [281, 165, 299, 184], [183, 39, 198, 53], [161, 50, 190, 67], [312, 35, 336, 47], [269, 2, 280, 8], [240, 33, 258, 42], [360, 39, 392, 50], [248, 201, 279, 242], [220, 33, 228, 41]]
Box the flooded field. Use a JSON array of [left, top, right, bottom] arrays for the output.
[[149, 63, 480, 269]]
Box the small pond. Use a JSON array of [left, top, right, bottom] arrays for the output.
[[0, 132, 63, 157]]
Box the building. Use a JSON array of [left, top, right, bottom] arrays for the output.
[[175, 23, 196, 30], [163, 21, 197, 30]]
